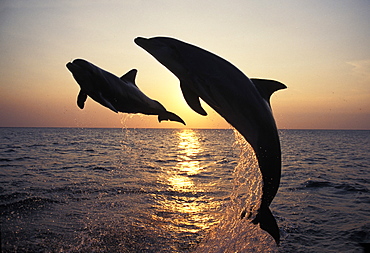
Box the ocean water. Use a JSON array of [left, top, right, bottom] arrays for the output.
[[0, 128, 369, 252]]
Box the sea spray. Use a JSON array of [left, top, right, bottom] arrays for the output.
[[195, 129, 277, 252]]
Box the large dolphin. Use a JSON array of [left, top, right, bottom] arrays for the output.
[[66, 59, 185, 125], [135, 37, 286, 244]]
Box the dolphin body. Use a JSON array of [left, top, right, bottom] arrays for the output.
[[135, 37, 286, 244], [66, 59, 185, 125]]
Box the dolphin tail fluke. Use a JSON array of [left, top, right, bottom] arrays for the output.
[[158, 111, 186, 125], [252, 206, 280, 245]]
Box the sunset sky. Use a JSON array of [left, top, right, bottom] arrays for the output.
[[1, 0, 369, 129]]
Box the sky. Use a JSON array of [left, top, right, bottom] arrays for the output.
[[0, 0, 369, 129]]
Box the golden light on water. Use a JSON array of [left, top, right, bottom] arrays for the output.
[[167, 129, 203, 192], [153, 129, 220, 233]]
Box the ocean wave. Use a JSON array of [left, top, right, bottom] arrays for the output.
[[0, 158, 12, 162], [4, 148, 16, 153], [0, 156, 36, 162], [88, 166, 112, 171], [303, 180, 333, 188], [0, 196, 59, 214], [345, 224, 370, 243], [298, 180, 369, 193], [0, 192, 29, 202], [334, 183, 369, 193], [26, 143, 47, 148], [155, 159, 178, 163]]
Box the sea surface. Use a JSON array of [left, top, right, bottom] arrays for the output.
[[0, 128, 369, 252]]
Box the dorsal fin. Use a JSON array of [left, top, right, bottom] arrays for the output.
[[251, 78, 287, 105], [121, 69, 138, 86]]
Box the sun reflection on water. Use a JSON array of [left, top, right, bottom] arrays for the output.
[[168, 129, 203, 192], [153, 129, 220, 236]]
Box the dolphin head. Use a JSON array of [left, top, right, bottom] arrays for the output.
[[134, 37, 171, 57], [66, 59, 102, 91], [66, 59, 121, 112], [135, 37, 188, 76]]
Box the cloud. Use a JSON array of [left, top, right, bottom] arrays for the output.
[[347, 59, 370, 80]]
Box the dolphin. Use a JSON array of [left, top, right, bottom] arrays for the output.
[[66, 59, 185, 125], [135, 36, 286, 244]]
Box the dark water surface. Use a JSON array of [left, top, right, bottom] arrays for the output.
[[0, 128, 369, 252]]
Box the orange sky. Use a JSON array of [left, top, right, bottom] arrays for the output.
[[1, 1, 369, 129]]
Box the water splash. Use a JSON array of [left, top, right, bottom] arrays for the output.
[[195, 129, 277, 252]]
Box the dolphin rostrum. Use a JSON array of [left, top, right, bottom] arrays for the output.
[[66, 59, 185, 125], [135, 37, 286, 244]]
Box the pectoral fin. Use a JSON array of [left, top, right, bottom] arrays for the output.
[[180, 81, 207, 116], [77, 90, 88, 109]]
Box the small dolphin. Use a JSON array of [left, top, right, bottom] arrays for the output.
[[66, 59, 185, 125], [135, 37, 286, 244]]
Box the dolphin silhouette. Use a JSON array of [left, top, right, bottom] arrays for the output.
[[66, 59, 185, 125], [135, 37, 286, 244]]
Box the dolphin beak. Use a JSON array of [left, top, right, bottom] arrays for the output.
[[134, 37, 150, 49], [66, 59, 93, 73], [66, 62, 78, 72], [134, 37, 169, 58], [135, 37, 165, 49]]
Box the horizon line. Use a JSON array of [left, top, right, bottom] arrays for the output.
[[1, 126, 369, 131]]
